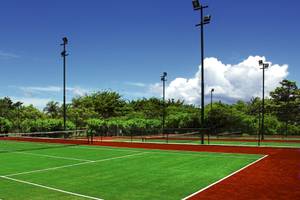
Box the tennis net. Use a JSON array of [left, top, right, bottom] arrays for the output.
[[0, 130, 88, 153], [95, 128, 208, 144]]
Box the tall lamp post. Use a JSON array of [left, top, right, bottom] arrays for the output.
[[192, 0, 211, 144], [161, 72, 167, 141], [209, 88, 214, 144], [61, 37, 68, 131], [258, 60, 269, 143]]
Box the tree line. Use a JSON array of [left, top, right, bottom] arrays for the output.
[[0, 79, 299, 135]]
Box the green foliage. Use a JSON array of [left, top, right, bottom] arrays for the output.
[[263, 114, 282, 134], [287, 124, 300, 135], [129, 98, 163, 119], [1, 79, 299, 135], [270, 79, 300, 124], [21, 119, 75, 132], [206, 102, 258, 134], [87, 118, 161, 131], [72, 91, 126, 119], [43, 101, 61, 118], [0, 117, 13, 133]]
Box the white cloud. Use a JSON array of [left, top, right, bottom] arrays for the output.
[[21, 86, 61, 93], [20, 86, 89, 96], [70, 87, 88, 96], [11, 97, 53, 109], [150, 56, 288, 105], [0, 51, 20, 59], [125, 82, 146, 87]]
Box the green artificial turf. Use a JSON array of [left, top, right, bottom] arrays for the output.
[[0, 140, 262, 200], [116, 138, 300, 148]]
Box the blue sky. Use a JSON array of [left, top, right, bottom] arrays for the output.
[[0, 0, 299, 108]]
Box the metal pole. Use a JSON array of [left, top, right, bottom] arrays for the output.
[[209, 90, 213, 144], [261, 66, 265, 141], [200, 6, 205, 145], [210, 90, 213, 110], [61, 37, 68, 132], [63, 44, 66, 131], [161, 73, 167, 143], [163, 77, 165, 130], [258, 111, 261, 146]]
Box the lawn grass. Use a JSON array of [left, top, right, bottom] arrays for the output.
[[0, 140, 262, 200]]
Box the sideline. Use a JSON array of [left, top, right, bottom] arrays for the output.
[[15, 151, 93, 162], [0, 176, 102, 200], [3, 152, 148, 177], [182, 154, 269, 200]]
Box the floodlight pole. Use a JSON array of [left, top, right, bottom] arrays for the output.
[[61, 37, 68, 131], [193, 1, 210, 144], [210, 88, 214, 111], [259, 60, 269, 142], [262, 64, 266, 141], [161, 72, 167, 142], [209, 88, 214, 144]]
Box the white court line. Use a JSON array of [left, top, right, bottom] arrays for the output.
[[181, 154, 269, 200], [0, 148, 93, 162], [148, 151, 260, 160], [0, 176, 102, 200], [71, 145, 141, 153], [82, 143, 262, 159], [4, 152, 148, 177], [15, 151, 93, 162], [73, 144, 261, 159]]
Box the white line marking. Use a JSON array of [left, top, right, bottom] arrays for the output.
[[181, 154, 269, 200], [15, 151, 93, 162], [0, 176, 102, 200], [148, 151, 260, 160], [71, 145, 261, 159], [74, 144, 261, 159], [70, 145, 141, 153], [4, 152, 148, 177], [119, 140, 300, 148]]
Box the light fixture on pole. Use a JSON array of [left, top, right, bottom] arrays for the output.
[[61, 37, 68, 131], [161, 72, 167, 142], [192, 0, 211, 144], [258, 60, 269, 144]]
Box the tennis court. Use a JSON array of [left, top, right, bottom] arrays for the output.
[[0, 139, 263, 200]]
